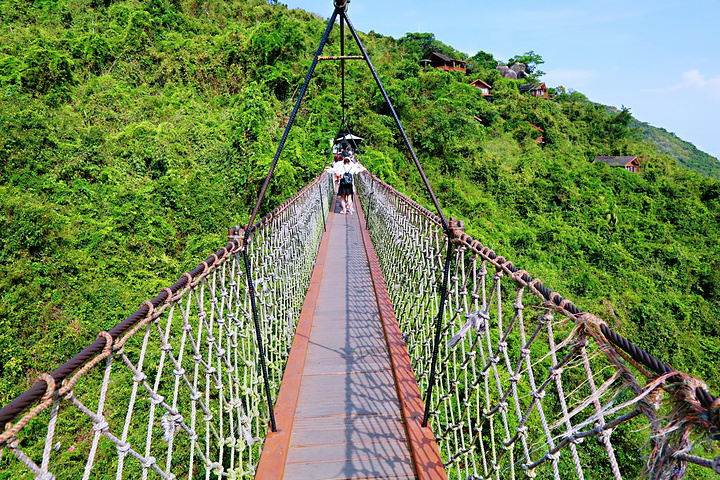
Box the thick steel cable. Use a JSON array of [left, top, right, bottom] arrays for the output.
[[340, 9, 449, 232], [238, 8, 339, 434], [422, 238, 454, 427], [0, 241, 235, 426], [358, 171, 718, 410]]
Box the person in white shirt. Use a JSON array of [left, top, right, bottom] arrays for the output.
[[332, 156, 365, 215]]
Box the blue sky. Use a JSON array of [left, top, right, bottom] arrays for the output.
[[281, 0, 720, 160]]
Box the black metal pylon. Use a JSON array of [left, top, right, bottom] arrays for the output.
[[243, 0, 455, 433]]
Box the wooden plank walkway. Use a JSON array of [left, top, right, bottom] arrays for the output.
[[256, 194, 445, 480], [282, 197, 414, 479]]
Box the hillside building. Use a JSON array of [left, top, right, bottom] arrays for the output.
[[593, 156, 640, 173], [519, 82, 549, 98], [470, 79, 493, 98], [421, 52, 467, 73]]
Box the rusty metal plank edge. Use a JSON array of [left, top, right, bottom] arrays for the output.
[[255, 196, 338, 479], [355, 197, 448, 480]]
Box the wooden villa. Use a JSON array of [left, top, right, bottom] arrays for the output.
[[593, 156, 640, 173], [519, 82, 549, 98], [470, 79, 493, 98], [422, 52, 467, 73]]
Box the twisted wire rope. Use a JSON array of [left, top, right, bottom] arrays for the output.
[[356, 171, 719, 480], [0, 172, 333, 479]]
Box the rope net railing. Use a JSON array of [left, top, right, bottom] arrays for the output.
[[0, 171, 334, 479], [356, 171, 720, 480]]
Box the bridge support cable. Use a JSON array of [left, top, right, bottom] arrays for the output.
[[422, 238, 454, 428], [338, 9, 458, 437], [356, 171, 720, 480], [241, 8, 339, 434]]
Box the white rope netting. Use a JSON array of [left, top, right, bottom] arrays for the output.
[[0, 172, 334, 479], [356, 171, 719, 480]]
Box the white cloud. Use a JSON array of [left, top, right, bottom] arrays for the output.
[[680, 70, 720, 101], [645, 70, 720, 103]]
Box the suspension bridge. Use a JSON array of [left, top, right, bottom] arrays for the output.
[[1, 1, 718, 479]]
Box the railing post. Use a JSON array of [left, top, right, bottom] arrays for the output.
[[241, 226, 278, 433], [422, 217, 463, 427]]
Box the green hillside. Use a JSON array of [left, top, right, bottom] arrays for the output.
[[0, 1, 718, 477], [602, 105, 720, 179], [632, 117, 720, 179]]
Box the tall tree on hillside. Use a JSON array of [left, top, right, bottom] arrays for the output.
[[466, 50, 497, 74], [398, 32, 463, 61]]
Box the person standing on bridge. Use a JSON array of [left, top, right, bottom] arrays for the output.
[[333, 156, 365, 215], [332, 153, 343, 193]]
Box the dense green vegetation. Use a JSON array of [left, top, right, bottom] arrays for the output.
[[0, 0, 718, 477]]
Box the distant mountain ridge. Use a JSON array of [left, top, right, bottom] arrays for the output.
[[604, 105, 720, 180]]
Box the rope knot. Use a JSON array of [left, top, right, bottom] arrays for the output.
[[546, 451, 560, 462], [98, 331, 113, 354], [38, 373, 56, 401], [142, 456, 157, 469], [509, 374, 521, 384], [141, 300, 155, 317], [550, 367, 564, 379], [597, 428, 611, 444], [531, 390, 546, 400], [522, 465, 537, 478], [117, 442, 132, 454], [539, 313, 554, 324], [162, 287, 174, 303], [133, 372, 147, 383], [563, 431, 580, 444], [92, 416, 109, 432]]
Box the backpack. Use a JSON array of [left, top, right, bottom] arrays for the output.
[[339, 167, 353, 187]]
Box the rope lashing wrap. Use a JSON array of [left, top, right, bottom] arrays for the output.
[[356, 170, 719, 480], [0, 171, 333, 479]]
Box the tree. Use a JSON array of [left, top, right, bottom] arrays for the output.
[[466, 50, 497, 74], [398, 32, 463, 62]]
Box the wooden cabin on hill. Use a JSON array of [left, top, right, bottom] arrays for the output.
[[470, 79, 493, 98], [421, 52, 467, 73], [519, 82, 549, 98], [593, 156, 640, 173]]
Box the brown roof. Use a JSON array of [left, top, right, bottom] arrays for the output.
[[519, 82, 547, 93], [470, 79, 491, 89], [593, 156, 639, 166], [428, 51, 467, 65]]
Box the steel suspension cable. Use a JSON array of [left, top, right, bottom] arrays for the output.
[[422, 238, 454, 427], [241, 8, 339, 434], [339, 8, 456, 428], [340, 9, 449, 232]]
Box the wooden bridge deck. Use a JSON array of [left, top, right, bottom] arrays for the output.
[[256, 195, 445, 480]]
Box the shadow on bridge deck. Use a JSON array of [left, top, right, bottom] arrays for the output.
[[256, 195, 445, 480]]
